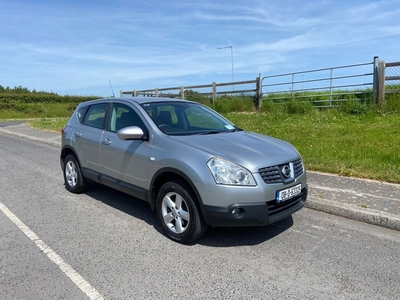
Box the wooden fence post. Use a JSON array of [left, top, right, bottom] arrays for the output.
[[378, 61, 385, 104], [212, 82, 216, 105], [180, 86, 185, 99], [255, 74, 262, 110]]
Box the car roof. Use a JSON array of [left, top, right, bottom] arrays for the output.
[[123, 97, 194, 105], [80, 97, 196, 106]]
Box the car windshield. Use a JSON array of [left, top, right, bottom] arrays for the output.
[[140, 101, 242, 135]]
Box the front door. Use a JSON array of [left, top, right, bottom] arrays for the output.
[[100, 103, 151, 194]]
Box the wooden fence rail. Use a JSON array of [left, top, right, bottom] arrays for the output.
[[121, 78, 261, 106]]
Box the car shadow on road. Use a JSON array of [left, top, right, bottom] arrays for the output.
[[82, 183, 294, 247], [83, 183, 160, 227], [198, 217, 294, 247]]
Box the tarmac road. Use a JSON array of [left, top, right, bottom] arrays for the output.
[[0, 126, 399, 299], [0, 121, 24, 127]]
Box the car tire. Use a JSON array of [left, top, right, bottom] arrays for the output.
[[156, 180, 208, 244], [63, 154, 88, 194]]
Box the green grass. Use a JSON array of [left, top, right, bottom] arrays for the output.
[[1, 97, 400, 184], [28, 118, 70, 132], [227, 110, 400, 183]]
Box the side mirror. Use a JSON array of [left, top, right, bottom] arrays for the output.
[[117, 126, 145, 140]]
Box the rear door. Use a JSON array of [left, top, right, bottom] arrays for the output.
[[72, 102, 108, 176]]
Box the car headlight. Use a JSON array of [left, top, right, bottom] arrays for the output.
[[207, 157, 256, 186]]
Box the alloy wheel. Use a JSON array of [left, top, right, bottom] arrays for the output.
[[65, 160, 78, 188], [161, 192, 190, 234]]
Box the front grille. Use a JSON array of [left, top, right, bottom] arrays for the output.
[[258, 166, 281, 184], [258, 159, 304, 184], [293, 159, 303, 178]]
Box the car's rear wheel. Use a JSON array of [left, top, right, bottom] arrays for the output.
[[63, 154, 88, 193], [156, 180, 207, 243]]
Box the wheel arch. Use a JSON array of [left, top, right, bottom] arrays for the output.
[[60, 146, 81, 169], [148, 168, 205, 215]]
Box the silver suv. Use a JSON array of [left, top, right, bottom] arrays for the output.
[[61, 97, 307, 243]]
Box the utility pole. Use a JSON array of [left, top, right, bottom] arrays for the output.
[[217, 46, 235, 91]]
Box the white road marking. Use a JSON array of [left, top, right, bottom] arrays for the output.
[[288, 228, 318, 239], [311, 225, 326, 230], [0, 201, 104, 300]]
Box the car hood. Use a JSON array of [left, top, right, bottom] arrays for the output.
[[171, 131, 300, 172]]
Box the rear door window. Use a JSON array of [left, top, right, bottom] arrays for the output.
[[77, 106, 88, 123], [83, 103, 108, 129]]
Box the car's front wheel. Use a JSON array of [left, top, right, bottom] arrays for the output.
[[63, 154, 88, 194], [156, 180, 208, 243]]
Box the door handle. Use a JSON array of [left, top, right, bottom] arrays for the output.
[[75, 131, 82, 137], [102, 138, 112, 146]]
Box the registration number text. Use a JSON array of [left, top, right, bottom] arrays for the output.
[[276, 184, 302, 203]]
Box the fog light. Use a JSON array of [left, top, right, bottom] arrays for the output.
[[232, 207, 245, 218]]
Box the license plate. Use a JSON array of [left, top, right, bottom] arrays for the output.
[[276, 184, 302, 203]]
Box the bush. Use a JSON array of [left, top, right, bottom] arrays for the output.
[[379, 93, 400, 114], [212, 96, 255, 114], [0, 93, 100, 104], [10, 103, 45, 114], [185, 90, 212, 105], [285, 100, 314, 114], [337, 99, 372, 115]]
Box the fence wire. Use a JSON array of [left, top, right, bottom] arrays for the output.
[[386, 64, 400, 86]]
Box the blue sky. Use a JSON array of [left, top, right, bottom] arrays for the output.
[[1, 0, 399, 97]]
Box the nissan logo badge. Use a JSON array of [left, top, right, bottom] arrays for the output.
[[281, 165, 291, 178]]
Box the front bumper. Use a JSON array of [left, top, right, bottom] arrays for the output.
[[202, 186, 307, 227]]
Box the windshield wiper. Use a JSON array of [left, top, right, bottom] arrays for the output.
[[198, 130, 221, 135], [199, 127, 243, 135]]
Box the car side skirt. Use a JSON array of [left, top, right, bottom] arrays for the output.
[[82, 168, 149, 202]]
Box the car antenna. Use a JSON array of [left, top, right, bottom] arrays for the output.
[[108, 79, 115, 98]]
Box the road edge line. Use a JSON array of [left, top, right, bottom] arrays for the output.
[[0, 201, 105, 300]]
